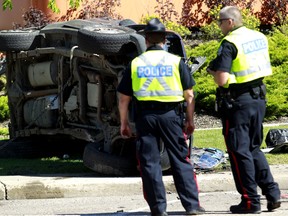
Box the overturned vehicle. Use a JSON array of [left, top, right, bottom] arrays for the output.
[[0, 18, 205, 176]]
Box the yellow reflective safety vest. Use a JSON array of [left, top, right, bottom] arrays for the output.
[[221, 26, 272, 88], [131, 50, 184, 102]]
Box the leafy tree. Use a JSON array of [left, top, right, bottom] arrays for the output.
[[181, 0, 255, 27], [2, 0, 83, 13], [180, 0, 287, 27], [56, 0, 122, 21], [2, 0, 12, 10], [12, 0, 123, 28], [154, 0, 178, 22], [256, 0, 288, 26]]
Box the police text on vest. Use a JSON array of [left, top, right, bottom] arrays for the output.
[[137, 65, 173, 78]]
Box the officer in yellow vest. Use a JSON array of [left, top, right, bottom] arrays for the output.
[[207, 6, 281, 214], [117, 18, 205, 216]]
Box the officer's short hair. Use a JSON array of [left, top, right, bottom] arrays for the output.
[[220, 6, 243, 26]]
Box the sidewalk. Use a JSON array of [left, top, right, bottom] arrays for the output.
[[1, 164, 287, 200]]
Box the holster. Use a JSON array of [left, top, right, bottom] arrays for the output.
[[248, 84, 267, 99], [215, 83, 267, 116], [215, 88, 233, 110], [175, 102, 186, 128]]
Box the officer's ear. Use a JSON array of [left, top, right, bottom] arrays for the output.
[[228, 18, 236, 28]]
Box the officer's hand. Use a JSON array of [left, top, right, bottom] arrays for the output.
[[184, 121, 195, 135], [120, 123, 132, 138]]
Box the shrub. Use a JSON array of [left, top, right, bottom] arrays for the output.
[[186, 40, 219, 115], [264, 25, 288, 120], [0, 96, 9, 121], [265, 62, 288, 120], [268, 25, 288, 66]]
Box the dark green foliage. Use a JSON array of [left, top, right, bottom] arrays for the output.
[[268, 26, 288, 66], [264, 24, 288, 120], [48, 0, 60, 13], [186, 40, 219, 114], [265, 62, 288, 120], [2, 0, 12, 10], [0, 95, 9, 121]]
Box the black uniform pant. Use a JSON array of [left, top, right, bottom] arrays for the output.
[[221, 92, 280, 209], [135, 109, 200, 215]]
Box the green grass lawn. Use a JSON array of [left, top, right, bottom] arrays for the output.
[[0, 124, 287, 175], [0, 127, 93, 175], [0, 157, 93, 175]]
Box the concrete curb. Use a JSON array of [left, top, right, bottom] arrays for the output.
[[0, 165, 287, 200]]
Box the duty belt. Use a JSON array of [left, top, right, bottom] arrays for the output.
[[138, 102, 180, 111], [220, 84, 266, 100], [215, 84, 266, 113]]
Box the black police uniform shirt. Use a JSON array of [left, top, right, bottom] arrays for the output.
[[211, 39, 263, 92], [117, 45, 195, 98]]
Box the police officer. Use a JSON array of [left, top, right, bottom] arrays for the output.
[[207, 6, 281, 214], [117, 18, 205, 216]]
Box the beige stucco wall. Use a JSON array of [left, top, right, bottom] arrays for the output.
[[0, 0, 30, 29], [0, 0, 263, 29], [0, 0, 69, 29], [115, 0, 184, 23], [0, 0, 184, 29]]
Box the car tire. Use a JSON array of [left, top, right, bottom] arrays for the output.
[[129, 33, 146, 53], [77, 26, 135, 55], [83, 142, 137, 177], [0, 30, 41, 52]]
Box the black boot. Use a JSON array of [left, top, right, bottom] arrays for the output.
[[186, 206, 205, 215], [267, 200, 281, 212], [230, 203, 261, 214]]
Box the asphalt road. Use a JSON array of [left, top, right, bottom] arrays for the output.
[[0, 190, 287, 215], [0, 165, 288, 215]]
